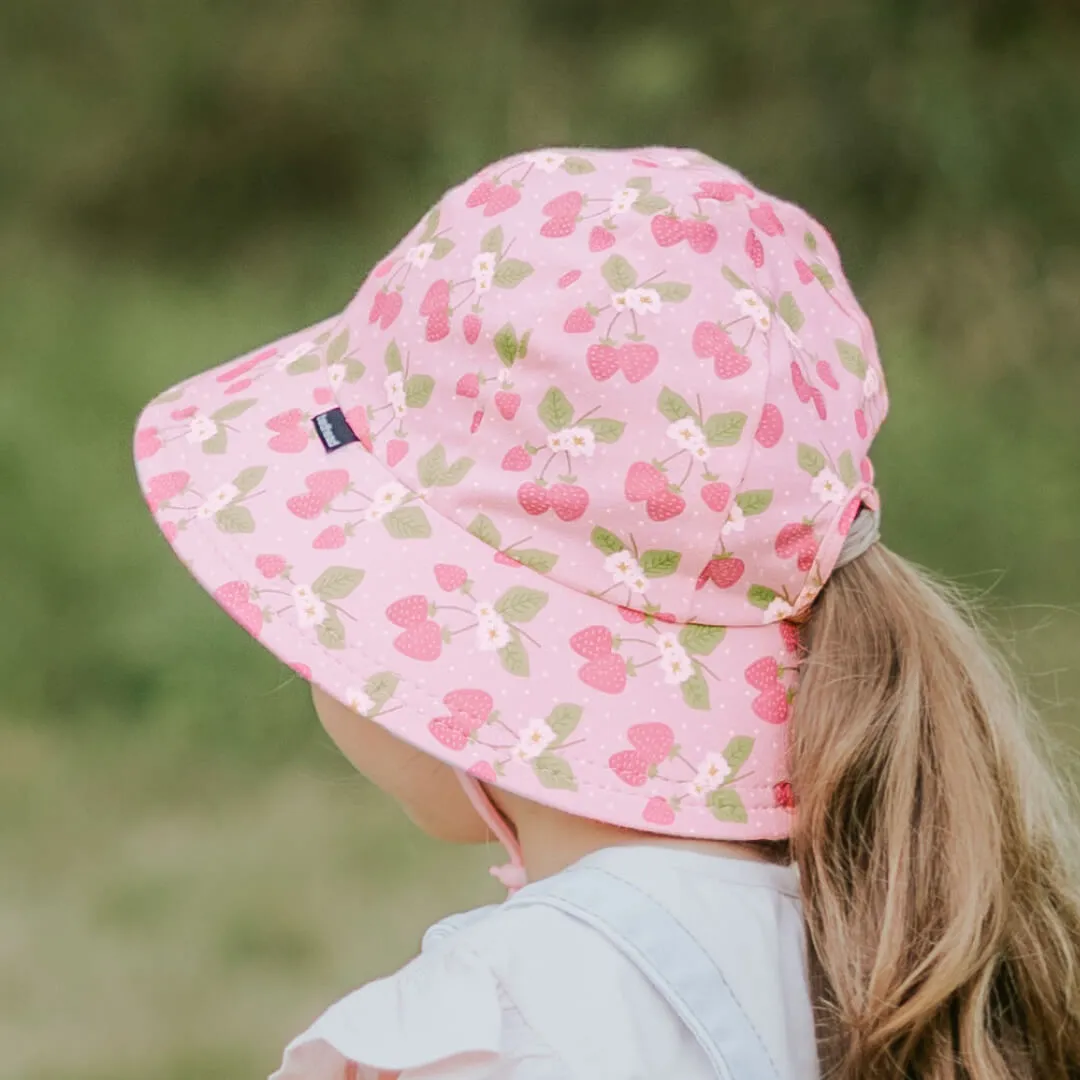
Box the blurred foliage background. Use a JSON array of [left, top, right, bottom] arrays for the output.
[[2, 2, 1078, 1077]]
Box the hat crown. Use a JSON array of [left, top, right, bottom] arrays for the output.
[[327, 147, 887, 626]]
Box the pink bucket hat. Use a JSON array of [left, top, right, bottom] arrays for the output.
[[134, 146, 887, 877]]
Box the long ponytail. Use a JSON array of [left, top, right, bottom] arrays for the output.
[[787, 542, 1080, 1078]]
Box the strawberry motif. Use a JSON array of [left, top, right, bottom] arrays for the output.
[[580, 654, 628, 694], [797, 538, 819, 572], [651, 214, 686, 247], [501, 446, 532, 471], [775, 522, 815, 560], [685, 219, 718, 254], [809, 387, 827, 420], [752, 685, 790, 724], [693, 321, 751, 380], [619, 344, 659, 383], [456, 372, 481, 398], [268, 428, 308, 453], [313, 525, 346, 549], [543, 191, 584, 218], [313, 387, 334, 407], [426, 311, 451, 342], [517, 482, 551, 516], [494, 551, 522, 567], [267, 409, 305, 433], [462, 314, 482, 345], [394, 620, 443, 661], [468, 761, 498, 783], [135, 427, 162, 460], [860, 458, 873, 483], [213, 582, 263, 637], [540, 215, 577, 238], [550, 483, 589, 522], [386, 594, 430, 628], [754, 403, 784, 448], [429, 716, 468, 750], [618, 605, 647, 624], [701, 482, 731, 513], [170, 406, 197, 420], [745, 228, 765, 268], [342, 407, 373, 453], [773, 780, 796, 810], [698, 180, 754, 201], [570, 625, 614, 659], [855, 409, 868, 439], [470, 409, 484, 433], [816, 360, 839, 391], [586, 343, 620, 381], [286, 493, 327, 519], [443, 689, 494, 724], [625, 461, 667, 501], [609, 749, 648, 786], [146, 470, 191, 510], [557, 269, 582, 289], [744, 656, 780, 690], [627, 722, 675, 764], [749, 202, 785, 236], [564, 307, 596, 334], [790, 362, 812, 403], [255, 554, 287, 579], [643, 796, 677, 826], [838, 495, 862, 536], [494, 391, 521, 420], [646, 489, 685, 522], [465, 180, 496, 207], [369, 289, 402, 329], [589, 226, 616, 251], [484, 184, 522, 216], [386, 439, 409, 466], [779, 622, 803, 657], [434, 564, 469, 591], [223, 377, 253, 395], [794, 258, 815, 284], [306, 470, 351, 501], [420, 279, 451, 317], [695, 554, 745, 590]]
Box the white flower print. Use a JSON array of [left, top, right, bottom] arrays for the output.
[[611, 291, 632, 311], [734, 288, 772, 331], [563, 426, 596, 459], [603, 550, 642, 586], [496, 367, 513, 387], [345, 687, 376, 715], [667, 418, 706, 450], [665, 154, 690, 167], [471, 252, 498, 279], [292, 584, 328, 629], [721, 504, 746, 535], [656, 632, 682, 656], [185, 413, 218, 445], [765, 598, 795, 622], [610, 188, 638, 215], [689, 752, 729, 796], [327, 363, 347, 390], [406, 243, 435, 269], [384, 371, 405, 398], [194, 482, 240, 518], [660, 649, 694, 685], [811, 468, 847, 505], [516, 718, 558, 760], [275, 341, 313, 371], [689, 443, 712, 465], [476, 615, 511, 652], [372, 482, 408, 510], [474, 600, 499, 625], [546, 431, 569, 454], [627, 288, 662, 315], [863, 366, 881, 398], [526, 151, 567, 173], [475, 271, 494, 295]]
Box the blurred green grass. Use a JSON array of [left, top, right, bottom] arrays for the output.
[[2, 2, 1079, 1077]]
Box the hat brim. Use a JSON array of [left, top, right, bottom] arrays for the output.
[[134, 317, 797, 840]]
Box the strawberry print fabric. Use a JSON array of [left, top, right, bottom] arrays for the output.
[[133, 146, 888, 839]]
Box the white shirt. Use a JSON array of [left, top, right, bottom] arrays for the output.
[[271, 845, 820, 1079]]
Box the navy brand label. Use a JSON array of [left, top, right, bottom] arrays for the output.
[[312, 408, 359, 453]]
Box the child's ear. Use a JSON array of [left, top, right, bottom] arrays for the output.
[[309, 684, 491, 844]]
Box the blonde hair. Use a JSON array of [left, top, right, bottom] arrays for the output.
[[778, 542, 1080, 1077]]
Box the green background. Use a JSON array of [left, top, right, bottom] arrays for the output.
[[2, 3, 1078, 1077]]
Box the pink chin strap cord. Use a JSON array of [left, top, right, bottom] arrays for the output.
[[456, 771, 527, 894]]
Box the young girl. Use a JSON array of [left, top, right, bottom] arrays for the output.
[[133, 147, 1080, 1079]]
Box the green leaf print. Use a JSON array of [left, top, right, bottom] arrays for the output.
[[631, 194, 670, 214], [722, 735, 754, 774], [746, 585, 777, 610], [625, 176, 652, 192], [721, 265, 749, 290], [480, 226, 504, 254], [778, 293, 805, 332], [153, 387, 184, 404], [201, 426, 228, 454], [579, 417, 624, 443], [467, 513, 502, 549], [510, 548, 559, 573], [601, 255, 637, 292], [681, 670, 710, 710], [431, 237, 455, 260], [532, 752, 578, 790], [640, 550, 681, 578], [678, 624, 726, 655], [804, 230, 818, 252], [404, 374, 435, 408], [538, 387, 574, 432], [344, 358, 366, 383], [418, 208, 441, 242], [232, 466, 267, 494], [546, 704, 583, 747], [517, 329, 532, 358], [837, 450, 859, 488], [214, 505, 254, 533], [499, 632, 529, 677], [494, 586, 548, 623], [590, 526, 625, 556], [708, 788, 748, 823], [382, 506, 432, 539], [316, 610, 346, 651], [493, 259, 534, 288], [734, 489, 773, 516], [494, 323, 518, 367], [797, 443, 826, 477], [703, 412, 747, 447], [327, 329, 350, 366], [811, 262, 835, 290], [561, 156, 595, 175], [654, 281, 692, 302], [835, 339, 867, 378], [287, 353, 320, 375], [211, 399, 257, 423], [384, 340, 403, 375], [417, 444, 474, 487], [657, 386, 694, 422], [312, 566, 365, 600], [364, 672, 399, 710]]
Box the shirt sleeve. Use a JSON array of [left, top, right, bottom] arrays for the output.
[[268, 943, 570, 1080]]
